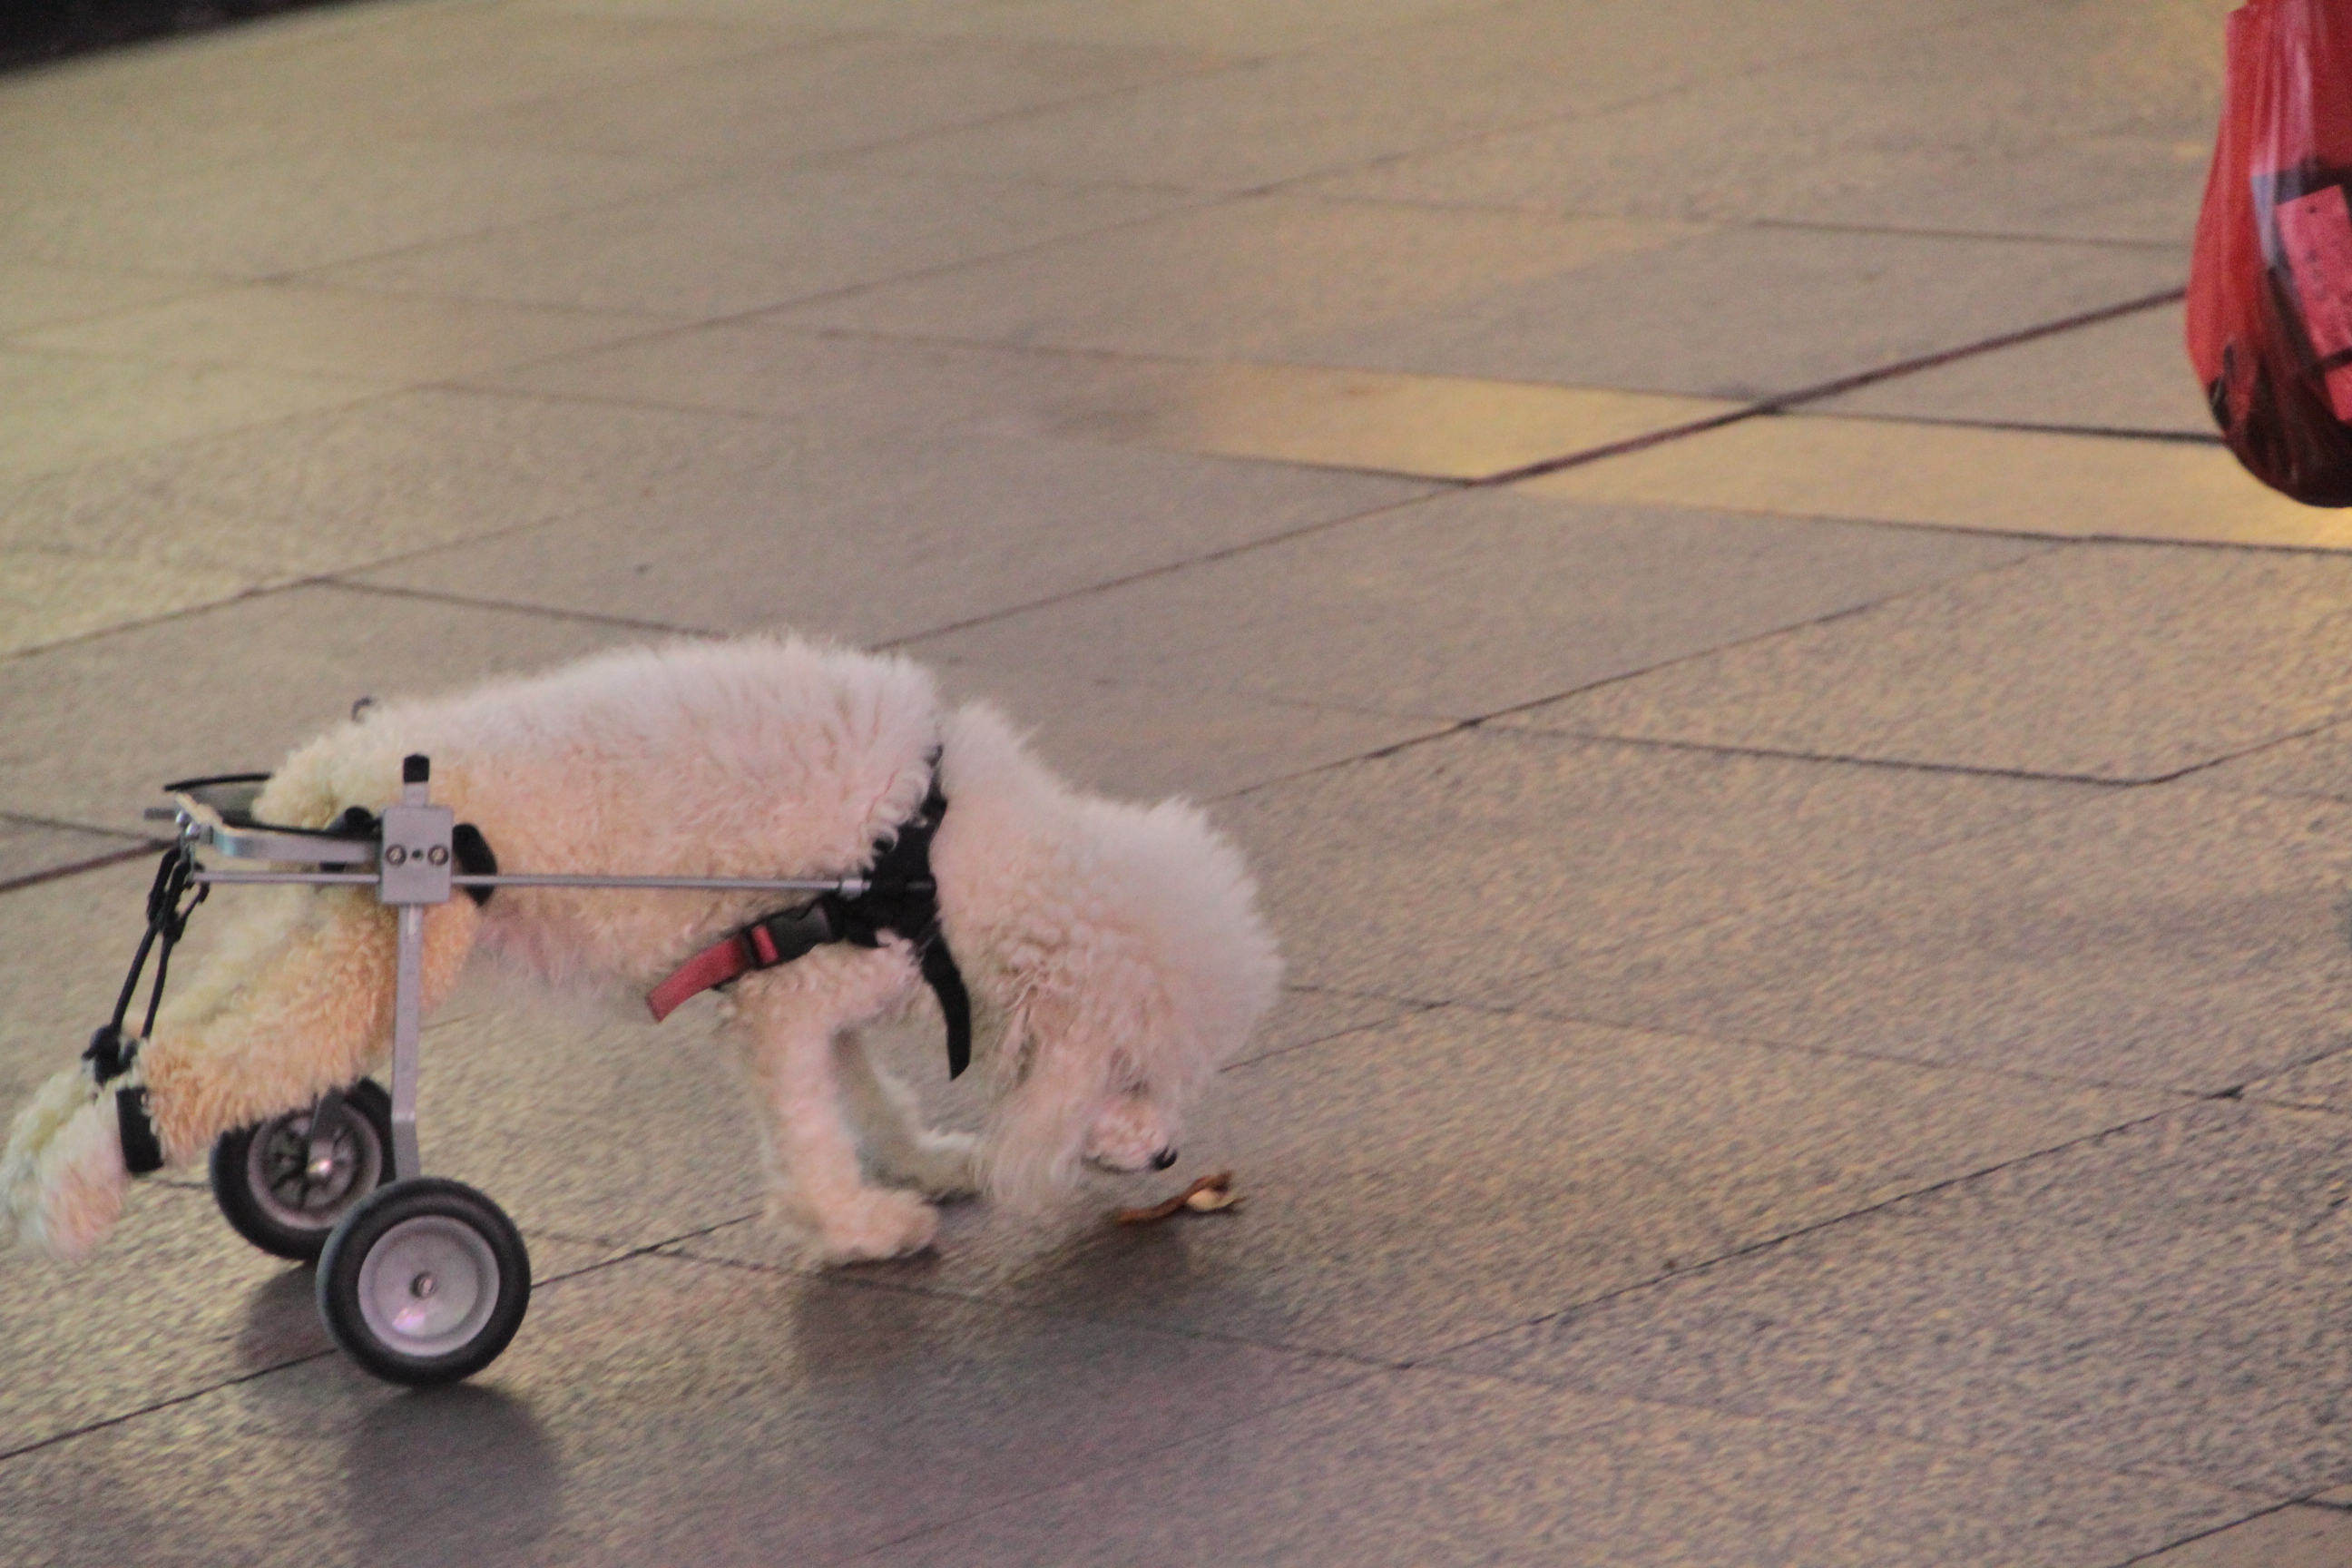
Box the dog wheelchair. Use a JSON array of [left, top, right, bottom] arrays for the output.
[[112, 754, 882, 1387]]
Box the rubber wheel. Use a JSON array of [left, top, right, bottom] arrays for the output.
[[209, 1080, 394, 1261], [318, 1178, 531, 1387]]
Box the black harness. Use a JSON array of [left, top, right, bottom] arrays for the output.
[[648, 766, 975, 1077]]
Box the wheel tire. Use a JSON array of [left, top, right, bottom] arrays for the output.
[[318, 1178, 531, 1387], [210, 1080, 394, 1261]]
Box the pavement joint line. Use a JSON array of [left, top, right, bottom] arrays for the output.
[[0, 840, 170, 896], [1213, 543, 2082, 805], [1418, 1097, 2205, 1368], [1746, 212, 2193, 254], [318, 575, 719, 638], [1512, 727, 2151, 789], [1223, 1001, 1447, 1070], [1804, 408, 2226, 446], [1241, 0, 2054, 211], [1472, 284, 2190, 488], [1424, 990, 2222, 1104], [2112, 1502, 2308, 1567], [0, 1215, 720, 1465], [0, 1346, 341, 1465], [0, 808, 152, 838]]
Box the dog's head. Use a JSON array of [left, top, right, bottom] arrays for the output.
[[936, 712, 1279, 1208]]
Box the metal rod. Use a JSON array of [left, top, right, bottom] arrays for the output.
[[191, 869, 865, 895], [389, 904, 424, 1181], [454, 873, 866, 895], [191, 871, 379, 886]]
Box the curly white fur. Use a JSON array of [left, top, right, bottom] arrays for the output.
[[2, 636, 1280, 1265]]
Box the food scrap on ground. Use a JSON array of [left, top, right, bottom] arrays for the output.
[[1116, 1171, 1242, 1225]]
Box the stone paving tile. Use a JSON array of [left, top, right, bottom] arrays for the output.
[[1, 140, 704, 279], [1498, 783, 2352, 1096], [439, 31, 1231, 169], [784, 192, 2188, 398], [0, 858, 174, 1108], [0, 5, 799, 206], [1210, 726, 2093, 1000], [1504, 543, 2352, 782], [18, 284, 682, 386], [1306, 0, 2221, 242], [310, 166, 1192, 319], [1527, 416, 2340, 552], [0, 584, 650, 829], [0, 1181, 612, 1460], [2187, 720, 2352, 805], [862, 1369, 2259, 1568], [769, 195, 1704, 365], [0, 349, 389, 482], [1231, 986, 1428, 1068], [0, 545, 257, 658], [0, 385, 791, 585], [473, 324, 1738, 480], [413, 1007, 769, 1250], [0, 261, 209, 336], [848, 0, 2022, 193], [346, 424, 1429, 650], [853, 0, 1506, 53], [1024, 360, 1738, 482], [463, 317, 1107, 427], [0, 1253, 1360, 1568], [906, 490, 2045, 722], [910, 649, 1443, 804], [0, 814, 150, 889], [1811, 302, 2214, 436], [1278, 226, 2192, 402], [1443, 1100, 2352, 1497], [2136, 1507, 2352, 1566], [684, 1005, 2170, 1363]]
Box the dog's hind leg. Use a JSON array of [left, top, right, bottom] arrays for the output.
[[836, 1029, 980, 1200], [3, 887, 479, 1259], [730, 945, 943, 1264]]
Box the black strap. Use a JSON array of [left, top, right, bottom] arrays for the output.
[[718, 763, 975, 1077], [85, 844, 208, 1175]]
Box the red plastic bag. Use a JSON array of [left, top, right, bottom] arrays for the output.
[[2188, 0, 2352, 505]]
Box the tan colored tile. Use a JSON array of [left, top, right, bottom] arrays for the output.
[[855, 0, 1506, 53], [865, 1372, 2254, 1568], [0, 350, 388, 481], [769, 196, 1703, 363], [0, 262, 209, 337], [4, 141, 699, 278], [2139, 1510, 2352, 1566], [0, 547, 259, 657], [19, 286, 680, 384], [313, 167, 1189, 318], [1525, 414, 2352, 551], [439, 32, 1229, 168], [1045, 360, 1737, 480], [1812, 302, 2215, 436]]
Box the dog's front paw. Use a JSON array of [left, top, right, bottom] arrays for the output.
[[814, 1188, 939, 1264], [2, 1066, 131, 1261]]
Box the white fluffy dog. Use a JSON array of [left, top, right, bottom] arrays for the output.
[[3, 636, 1279, 1265]]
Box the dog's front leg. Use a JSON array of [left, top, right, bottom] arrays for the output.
[[836, 1029, 980, 1200], [731, 946, 941, 1264]]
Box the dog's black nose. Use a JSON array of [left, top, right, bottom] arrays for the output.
[[1151, 1147, 1180, 1170]]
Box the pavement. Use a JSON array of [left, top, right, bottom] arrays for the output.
[[5, 0, 2352, 1563]]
